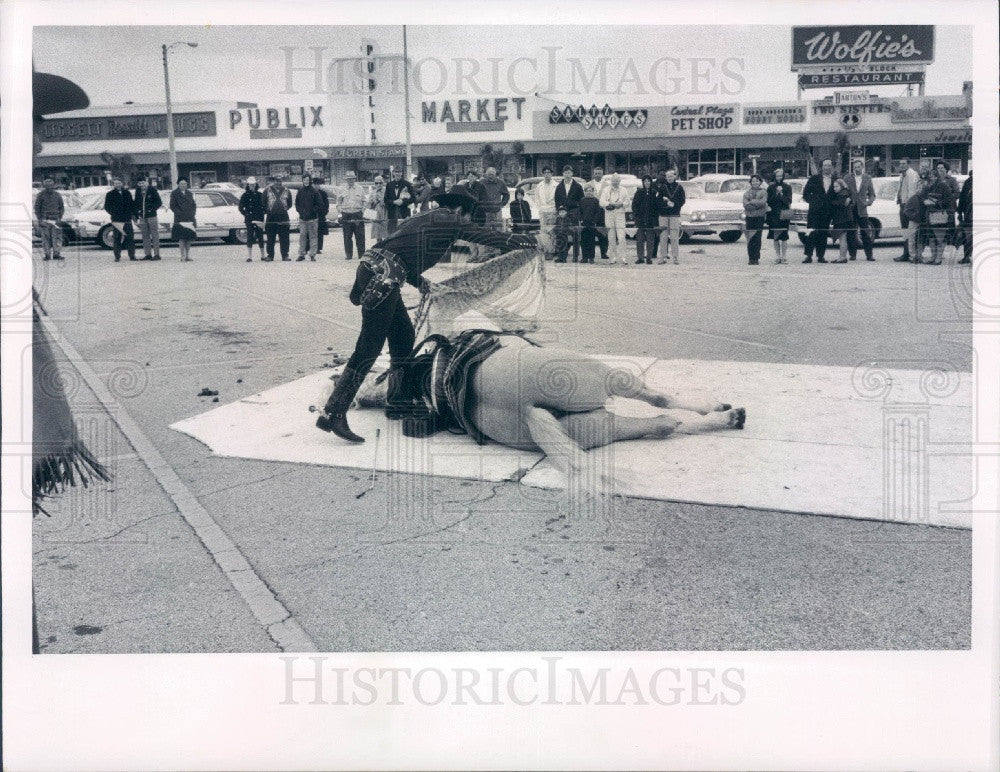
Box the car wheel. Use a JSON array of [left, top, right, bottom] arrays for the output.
[[868, 220, 882, 240], [797, 232, 809, 245], [226, 228, 248, 245], [719, 231, 742, 243], [97, 224, 115, 250], [679, 232, 692, 244]]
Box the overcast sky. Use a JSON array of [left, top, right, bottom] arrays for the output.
[[34, 25, 971, 110]]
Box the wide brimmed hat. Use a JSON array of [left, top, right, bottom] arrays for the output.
[[33, 71, 89, 116], [432, 191, 479, 213]]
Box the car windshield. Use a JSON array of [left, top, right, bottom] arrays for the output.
[[77, 192, 106, 211], [720, 180, 751, 192], [788, 181, 805, 195], [681, 181, 706, 197]]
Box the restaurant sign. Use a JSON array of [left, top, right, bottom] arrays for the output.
[[791, 26, 935, 70], [798, 71, 925, 89], [40, 111, 216, 142], [548, 103, 648, 129]]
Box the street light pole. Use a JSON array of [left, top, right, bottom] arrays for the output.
[[402, 25, 413, 180], [162, 42, 197, 188], [162, 44, 177, 188]]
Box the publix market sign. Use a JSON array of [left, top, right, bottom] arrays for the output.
[[548, 104, 648, 129], [421, 97, 528, 133]]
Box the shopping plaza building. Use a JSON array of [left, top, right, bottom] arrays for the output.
[[35, 91, 972, 188]]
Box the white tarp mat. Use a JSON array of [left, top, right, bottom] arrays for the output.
[[170, 358, 972, 528]]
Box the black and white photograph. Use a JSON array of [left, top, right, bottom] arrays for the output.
[[2, 1, 998, 769]]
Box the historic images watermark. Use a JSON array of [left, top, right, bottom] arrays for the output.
[[280, 47, 747, 99], [280, 655, 747, 707]]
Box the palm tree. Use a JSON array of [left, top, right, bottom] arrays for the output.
[[832, 131, 852, 175], [99, 151, 137, 184], [794, 134, 815, 176], [480, 142, 525, 183]]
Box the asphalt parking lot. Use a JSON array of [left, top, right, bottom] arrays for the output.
[[30, 230, 972, 652]]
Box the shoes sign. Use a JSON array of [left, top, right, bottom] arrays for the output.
[[548, 104, 648, 129]]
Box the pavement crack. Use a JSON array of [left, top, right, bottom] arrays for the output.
[[34, 511, 171, 547], [197, 468, 299, 499]]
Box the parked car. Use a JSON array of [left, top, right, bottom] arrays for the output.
[[283, 182, 340, 228], [65, 189, 250, 249], [502, 175, 587, 226], [689, 174, 752, 202], [202, 182, 245, 196], [502, 176, 743, 243], [788, 174, 968, 244]]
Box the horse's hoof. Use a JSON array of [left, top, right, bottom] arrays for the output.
[[733, 408, 746, 430]]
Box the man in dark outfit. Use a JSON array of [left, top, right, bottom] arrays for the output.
[[383, 169, 415, 234], [316, 191, 537, 443], [957, 170, 972, 265], [553, 166, 584, 262], [801, 158, 837, 263], [103, 178, 136, 261]]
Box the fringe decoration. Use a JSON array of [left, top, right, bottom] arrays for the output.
[[32, 440, 110, 517]]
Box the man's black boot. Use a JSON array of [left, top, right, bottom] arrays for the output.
[[316, 366, 366, 443]]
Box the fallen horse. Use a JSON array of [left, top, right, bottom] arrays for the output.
[[322, 328, 746, 488]]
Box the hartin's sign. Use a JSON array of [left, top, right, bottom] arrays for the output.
[[229, 105, 324, 140], [549, 104, 648, 129], [791, 26, 935, 70], [421, 97, 527, 133]]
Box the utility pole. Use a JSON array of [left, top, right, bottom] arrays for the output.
[[162, 44, 176, 188], [162, 41, 197, 188], [402, 25, 413, 180]]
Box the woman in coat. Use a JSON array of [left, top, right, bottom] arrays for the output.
[[742, 174, 767, 265], [368, 175, 388, 244], [509, 187, 532, 235], [630, 175, 659, 265], [169, 177, 197, 261], [315, 185, 331, 255], [238, 177, 266, 262], [765, 167, 793, 264], [828, 178, 858, 263], [921, 167, 956, 265]]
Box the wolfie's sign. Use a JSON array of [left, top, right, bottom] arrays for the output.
[[791, 26, 935, 69]]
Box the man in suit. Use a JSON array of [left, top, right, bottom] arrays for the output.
[[894, 158, 922, 262], [801, 158, 837, 263], [553, 165, 584, 262], [103, 177, 136, 261], [653, 168, 686, 265], [845, 159, 876, 261], [957, 170, 972, 265], [383, 168, 415, 235]]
